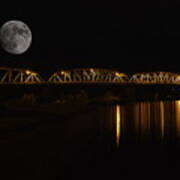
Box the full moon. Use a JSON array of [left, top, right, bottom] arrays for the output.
[[0, 20, 32, 55]]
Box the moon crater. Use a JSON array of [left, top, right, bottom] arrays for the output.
[[0, 20, 32, 55]]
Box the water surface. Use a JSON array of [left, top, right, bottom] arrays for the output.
[[0, 100, 180, 179]]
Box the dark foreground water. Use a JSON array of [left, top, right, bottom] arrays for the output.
[[0, 100, 180, 179]]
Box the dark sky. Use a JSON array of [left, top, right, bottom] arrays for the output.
[[0, 0, 180, 75]]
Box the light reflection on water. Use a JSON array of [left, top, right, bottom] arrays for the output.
[[176, 101, 180, 139], [114, 100, 180, 146], [116, 105, 120, 147]]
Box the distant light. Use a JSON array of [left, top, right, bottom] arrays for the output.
[[90, 68, 94, 72], [115, 72, 121, 77], [25, 70, 31, 75], [61, 71, 65, 75], [176, 76, 180, 82]]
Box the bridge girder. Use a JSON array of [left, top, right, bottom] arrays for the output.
[[0, 67, 43, 84], [130, 72, 180, 84], [0, 68, 180, 85], [48, 68, 129, 84]]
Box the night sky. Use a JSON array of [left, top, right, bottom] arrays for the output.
[[0, 1, 180, 76]]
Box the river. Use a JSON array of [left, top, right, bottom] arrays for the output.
[[0, 100, 180, 179]]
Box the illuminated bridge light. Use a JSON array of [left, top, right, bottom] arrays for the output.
[[115, 72, 120, 77], [25, 70, 31, 75], [115, 72, 125, 77], [90, 68, 94, 72], [176, 76, 180, 83], [61, 71, 65, 75]]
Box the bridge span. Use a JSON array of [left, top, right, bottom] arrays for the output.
[[0, 67, 179, 85]]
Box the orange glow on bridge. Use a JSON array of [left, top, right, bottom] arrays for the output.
[[0, 67, 179, 85]]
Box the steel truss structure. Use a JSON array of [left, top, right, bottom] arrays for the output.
[[0, 67, 179, 85]]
